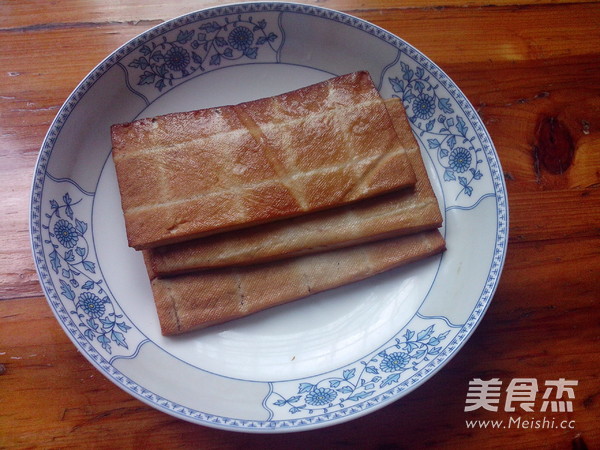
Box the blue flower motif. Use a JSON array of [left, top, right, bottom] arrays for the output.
[[164, 46, 190, 71], [449, 147, 472, 173], [379, 352, 410, 373], [228, 26, 254, 50], [305, 387, 337, 406], [54, 219, 78, 248], [412, 93, 436, 120], [78, 292, 106, 318]]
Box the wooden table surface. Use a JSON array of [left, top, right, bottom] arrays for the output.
[[1, 0, 599, 448]]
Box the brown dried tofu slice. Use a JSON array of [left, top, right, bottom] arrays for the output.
[[111, 71, 416, 249], [152, 229, 445, 335]]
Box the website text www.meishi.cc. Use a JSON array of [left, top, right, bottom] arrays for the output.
[[465, 416, 576, 430]]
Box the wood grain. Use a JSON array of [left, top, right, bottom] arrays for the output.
[[1, 0, 599, 447], [3, 1, 598, 29]]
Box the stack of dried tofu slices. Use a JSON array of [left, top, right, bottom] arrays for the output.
[[111, 71, 445, 335]]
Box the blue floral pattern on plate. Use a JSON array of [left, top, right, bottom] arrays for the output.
[[126, 14, 279, 93], [43, 192, 132, 354], [270, 324, 451, 415], [389, 62, 484, 199]]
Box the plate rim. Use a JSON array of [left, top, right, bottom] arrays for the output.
[[29, 1, 509, 433]]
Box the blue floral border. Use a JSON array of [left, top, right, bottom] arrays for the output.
[[388, 61, 484, 199], [122, 12, 281, 97], [30, 2, 508, 432], [42, 190, 133, 355]]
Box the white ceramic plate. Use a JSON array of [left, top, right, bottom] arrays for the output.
[[31, 2, 508, 432]]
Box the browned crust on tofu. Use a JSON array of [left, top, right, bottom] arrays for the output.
[[143, 98, 442, 276], [111, 72, 416, 249], [152, 230, 446, 335]]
